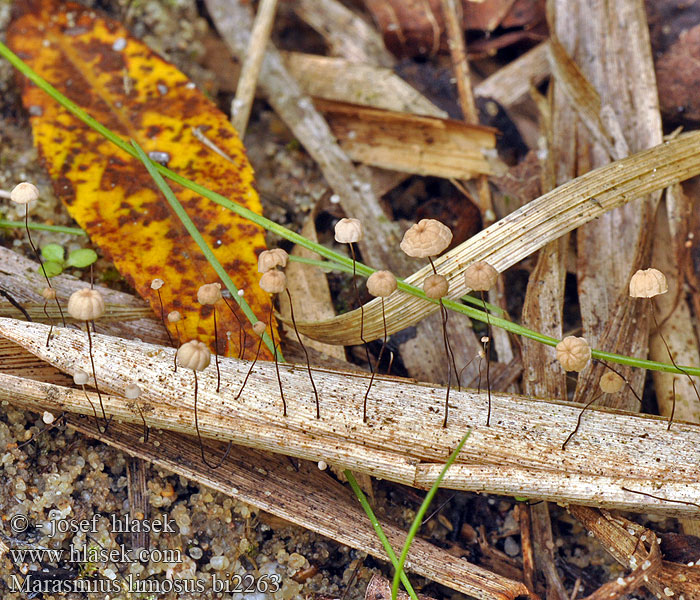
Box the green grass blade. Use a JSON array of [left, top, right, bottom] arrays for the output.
[[0, 219, 87, 236]]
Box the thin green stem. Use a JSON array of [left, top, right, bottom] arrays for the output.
[[0, 219, 87, 236], [131, 140, 279, 359], [2, 40, 698, 376], [390, 431, 470, 600], [343, 470, 419, 600]]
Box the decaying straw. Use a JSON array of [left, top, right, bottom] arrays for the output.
[[1, 318, 699, 516]]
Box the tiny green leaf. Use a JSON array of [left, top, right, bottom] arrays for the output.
[[66, 248, 98, 268], [41, 243, 64, 263], [39, 261, 63, 278]]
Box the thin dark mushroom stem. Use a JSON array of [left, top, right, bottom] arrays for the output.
[[25, 206, 65, 329], [212, 306, 221, 393], [349, 242, 372, 371], [562, 393, 602, 450], [269, 301, 287, 416], [669, 378, 677, 431], [17, 413, 66, 449], [79, 381, 103, 433], [285, 289, 320, 419], [41, 300, 52, 347], [192, 369, 232, 469], [0, 288, 32, 322], [481, 290, 493, 426], [222, 295, 247, 360], [172, 322, 181, 373], [85, 320, 109, 432], [363, 297, 388, 422], [235, 331, 264, 400], [649, 300, 700, 431], [155, 288, 175, 349], [595, 360, 642, 404]]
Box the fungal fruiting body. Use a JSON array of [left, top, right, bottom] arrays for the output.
[[176, 340, 231, 469], [629, 267, 699, 430], [401, 219, 457, 427], [151, 278, 177, 359], [67, 288, 108, 431], [555, 336, 591, 372], [167, 310, 182, 371], [124, 383, 149, 441], [334, 218, 373, 382], [363, 270, 397, 421], [464, 261, 499, 426], [236, 320, 267, 400], [197, 283, 223, 392], [10, 182, 66, 341]]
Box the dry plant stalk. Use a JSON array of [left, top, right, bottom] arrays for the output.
[[294, 131, 700, 344], [315, 99, 496, 179], [1, 318, 700, 516]]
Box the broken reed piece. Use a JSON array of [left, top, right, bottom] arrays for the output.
[[197, 283, 223, 393], [67, 288, 108, 431], [334, 218, 373, 372], [166, 310, 182, 372], [176, 339, 231, 469], [124, 382, 149, 442], [629, 267, 700, 431], [10, 182, 66, 343], [400, 218, 458, 427], [464, 261, 498, 426], [235, 320, 268, 400], [363, 270, 397, 422]]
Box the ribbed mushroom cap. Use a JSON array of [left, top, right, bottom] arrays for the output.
[[400, 219, 452, 258], [41, 287, 57, 301], [253, 321, 267, 336], [599, 371, 624, 394], [150, 278, 164, 290], [10, 182, 39, 205], [258, 248, 289, 273], [555, 336, 591, 372], [259, 270, 287, 294], [629, 268, 668, 298], [176, 340, 211, 371], [334, 218, 363, 244], [367, 270, 397, 297], [67, 288, 105, 321], [197, 283, 222, 305], [423, 274, 449, 299], [464, 261, 498, 291]]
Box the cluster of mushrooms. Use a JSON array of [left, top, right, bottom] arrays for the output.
[[7, 180, 695, 465]]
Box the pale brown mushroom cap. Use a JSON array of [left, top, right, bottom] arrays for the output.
[[629, 268, 668, 298], [10, 182, 39, 205], [167, 310, 181, 323], [464, 261, 498, 291], [400, 219, 452, 258], [197, 283, 222, 305], [73, 369, 89, 386], [599, 371, 624, 394], [150, 278, 164, 290], [334, 218, 363, 244], [258, 248, 289, 273], [555, 336, 591, 372], [176, 340, 211, 371], [367, 270, 397, 297], [125, 383, 142, 400], [67, 288, 105, 321], [253, 321, 267, 337], [259, 270, 287, 294], [41, 287, 57, 301], [423, 274, 449, 299]]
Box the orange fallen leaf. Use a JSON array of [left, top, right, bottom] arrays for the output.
[[8, 0, 273, 359]]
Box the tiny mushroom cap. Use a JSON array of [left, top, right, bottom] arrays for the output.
[[167, 310, 181, 323], [10, 182, 40, 205], [253, 321, 267, 337], [41, 287, 57, 301], [73, 369, 89, 386], [42, 411, 55, 425], [367, 270, 397, 297], [400, 219, 452, 258], [555, 336, 591, 372], [317, 460, 328, 471], [150, 278, 164, 290], [67, 288, 105, 321], [423, 274, 449, 299], [176, 340, 211, 371], [464, 261, 498, 292], [629, 268, 668, 298], [124, 383, 142, 400], [334, 218, 363, 244], [259, 270, 287, 294], [600, 371, 624, 394], [197, 282, 222, 305], [258, 248, 289, 273]]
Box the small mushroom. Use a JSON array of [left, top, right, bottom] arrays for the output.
[[68, 288, 108, 430], [334, 218, 363, 244], [197, 283, 224, 392], [599, 371, 624, 394], [258, 248, 289, 273], [10, 182, 39, 205], [423, 274, 449, 299], [464, 261, 498, 291], [555, 336, 591, 372], [124, 383, 149, 439], [400, 219, 452, 258], [629, 268, 668, 298], [259, 270, 287, 294]]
